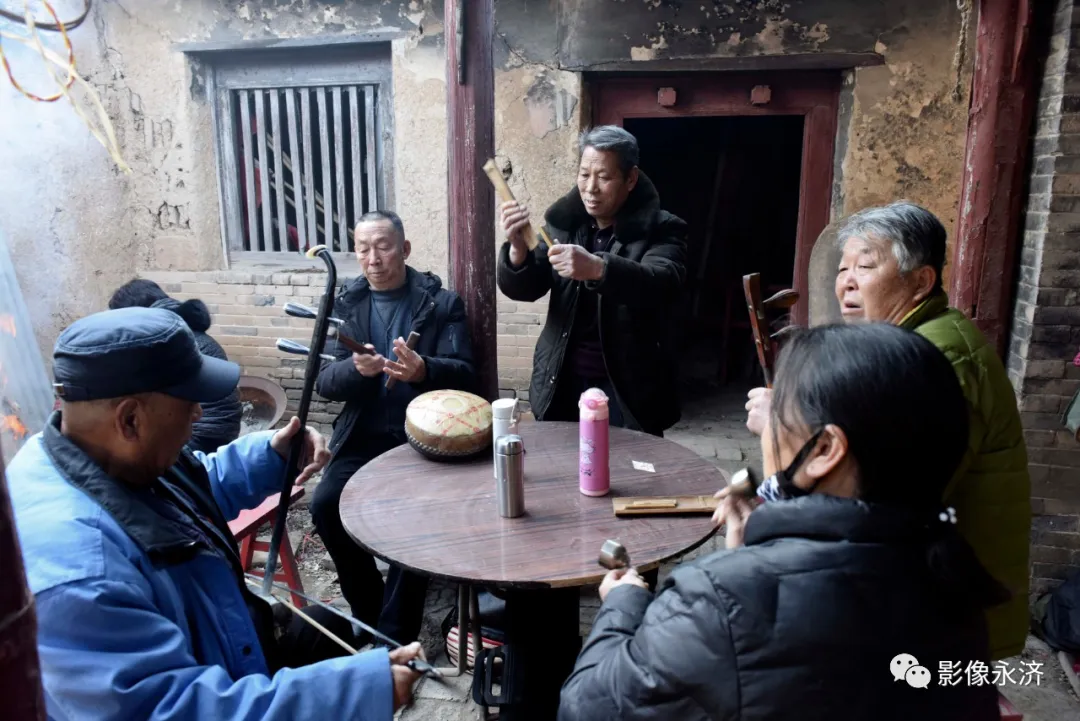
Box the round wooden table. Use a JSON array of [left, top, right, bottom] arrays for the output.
[[340, 421, 728, 590], [341, 421, 729, 719]]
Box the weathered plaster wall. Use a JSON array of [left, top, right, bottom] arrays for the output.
[[0, 17, 136, 362], [807, 0, 974, 323], [836, 1, 975, 284], [5, 0, 974, 392], [1, 0, 447, 366], [391, 27, 449, 277], [494, 0, 975, 362], [492, 63, 583, 391]]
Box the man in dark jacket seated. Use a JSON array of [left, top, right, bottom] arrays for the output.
[[497, 125, 687, 437], [313, 210, 475, 645]]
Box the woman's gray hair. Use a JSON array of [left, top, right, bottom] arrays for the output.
[[578, 126, 640, 177], [836, 201, 947, 290]]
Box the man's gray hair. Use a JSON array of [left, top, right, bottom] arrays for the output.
[[356, 210, 406, 245], [836, 201, 947, 290], [579, 125, 640, 176]]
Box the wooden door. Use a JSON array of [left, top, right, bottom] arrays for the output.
[[590, 72, 840, 326]]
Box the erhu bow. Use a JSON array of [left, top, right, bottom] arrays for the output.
[[261, 244, 337, 599], [257, 246, 442, 679]]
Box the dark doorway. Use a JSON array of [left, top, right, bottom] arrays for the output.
[[591, 72, 837, 459], [625, 115, 804, 392]]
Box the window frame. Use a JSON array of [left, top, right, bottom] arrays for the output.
[[197, 42, 394, 269]]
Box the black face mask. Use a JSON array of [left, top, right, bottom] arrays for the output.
[[756, 429, 825, 503]]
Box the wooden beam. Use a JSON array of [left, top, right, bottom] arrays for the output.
[[317, 88, 334, 250], [269, 90, 287, 252], [239, 90, 258, 252], [333, 87, 348, 252], [300, 89, 318, 248], [0, 449, 47, 719], [254, 90, 273, 252], [364, 86, 378, 212], [446, 0, 497, 401], [285, 89, 308, 251], [951, 0, 1039, 355], [348, 86, 363, 221], [560, 52, 886, 74]]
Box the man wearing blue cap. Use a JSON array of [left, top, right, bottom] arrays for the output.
[[6, 307, 423, 720]]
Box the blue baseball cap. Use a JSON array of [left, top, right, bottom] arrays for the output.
[[53, 307, 240, 403]]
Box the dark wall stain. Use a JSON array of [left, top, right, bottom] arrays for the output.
[[489, 0, 946, 69], [493, 0, 559, 68], [198, 1, 438, 43]]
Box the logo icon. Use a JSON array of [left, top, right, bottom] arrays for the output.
[[890, 653, 919, 682], [905, 665, 932, 689]]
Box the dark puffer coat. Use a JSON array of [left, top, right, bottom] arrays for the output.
[[496, 173, 687, 435], [559, 495, 1001, 721], [315, 267, 475, 460]]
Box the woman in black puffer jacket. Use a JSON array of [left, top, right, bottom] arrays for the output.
[[109, 279, 243, 455], [559, 323, 1008, 721]]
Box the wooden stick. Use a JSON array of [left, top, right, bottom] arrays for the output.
[[613, 495, 720, 516], [482, 159, 555, 250], [329, 327, 376, 356], [386, 331, 421, 390], [244, 578, 358, 655]]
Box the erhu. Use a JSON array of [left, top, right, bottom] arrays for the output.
[[742, 273, 799, 388], [259, 244, 439, 677], [261, 245, 338, 599]]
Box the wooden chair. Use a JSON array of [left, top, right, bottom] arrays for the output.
[[228, 486, 307, 608]]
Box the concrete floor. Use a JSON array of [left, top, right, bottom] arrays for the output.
[[283, 385, 1078, 719]]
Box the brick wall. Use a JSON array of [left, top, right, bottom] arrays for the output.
[[142, 270, 348, 436], [1010, 0, 1080, 596], [143, 269, 547, 430], [496, 292, 544, 401]]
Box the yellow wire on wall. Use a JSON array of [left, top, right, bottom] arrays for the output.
[[0, 1, 130, 172]]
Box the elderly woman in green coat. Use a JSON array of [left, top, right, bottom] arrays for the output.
[[745, 201, 1031, 660]]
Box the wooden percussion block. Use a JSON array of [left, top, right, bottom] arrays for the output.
[[613, 495, 720, 517]]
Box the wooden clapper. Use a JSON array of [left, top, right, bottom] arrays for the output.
[[613, 496, 720, 517]]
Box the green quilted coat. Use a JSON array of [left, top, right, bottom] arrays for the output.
[[900, 292, 1031, 660]]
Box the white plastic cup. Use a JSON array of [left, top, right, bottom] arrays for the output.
[[491, 398, 520, 478]]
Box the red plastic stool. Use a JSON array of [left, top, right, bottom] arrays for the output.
[[229, 486, 307, 608], [998, 691, 1023, 721]]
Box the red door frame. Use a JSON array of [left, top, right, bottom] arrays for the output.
[[590, 72, 841, 327]]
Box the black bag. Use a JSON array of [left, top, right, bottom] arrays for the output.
[[1041, 569, 1080, 653]]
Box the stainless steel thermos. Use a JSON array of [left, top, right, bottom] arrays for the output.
[[495, 434, 525, 518]]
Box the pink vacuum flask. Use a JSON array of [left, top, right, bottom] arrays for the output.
[[579, 388, 610, 497]]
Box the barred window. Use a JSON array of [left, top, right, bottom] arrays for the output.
[[199, 44, 393, 263]]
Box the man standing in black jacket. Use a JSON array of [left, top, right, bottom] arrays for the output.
[[497, 126, 687, 436], [494, 127, 687, 715], [313, 210, 475, 644]]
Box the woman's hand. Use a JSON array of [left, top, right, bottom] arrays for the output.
[[712, 487, 757, 549], [745, 387, 772, 437], [599, 568, 649, 601]]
